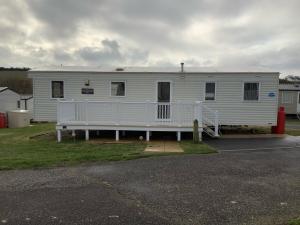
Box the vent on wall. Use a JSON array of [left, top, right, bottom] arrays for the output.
[[116, 68, 124, 71]]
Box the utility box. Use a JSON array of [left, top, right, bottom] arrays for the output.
[[7, 110, 30, 128]]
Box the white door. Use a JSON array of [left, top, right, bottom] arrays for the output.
[[297, 92, 300, 113], [157, 81, 171, 120]]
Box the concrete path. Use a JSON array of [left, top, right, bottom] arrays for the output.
[[144, 140, 183, 152]]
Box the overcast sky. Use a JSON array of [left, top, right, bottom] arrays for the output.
[[0, 0, 299, 75]]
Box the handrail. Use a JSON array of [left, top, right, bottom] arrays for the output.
[[57, 100, 198, 105], [202, 104, 215, 114]]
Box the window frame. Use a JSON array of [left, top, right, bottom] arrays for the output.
[[155, 80, 173, 102], [204, 82, 216, 101], [243, 82, 260, 101], [50, 80, 65, 99], [110, 81, 126, 97]]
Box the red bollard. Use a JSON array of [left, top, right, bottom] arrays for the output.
[[272, 107, 285, 134], [0, 113, 7, 128]]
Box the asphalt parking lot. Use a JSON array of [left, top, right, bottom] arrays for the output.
[[0, 138, 299, 225], [205, 135, 300, 151]]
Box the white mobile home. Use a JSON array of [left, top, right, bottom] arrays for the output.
[[28, 66, 279, 142], [278, 83, 300, 114], [0, 87, 20, 113]]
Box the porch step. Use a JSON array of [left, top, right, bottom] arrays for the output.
[[203, 125, 220, 138]]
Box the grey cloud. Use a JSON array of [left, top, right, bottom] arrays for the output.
[[25, 0, 253, 41], [0, 0, 299, 77], [75, 39, 149, 66], [262, 46, 300, 71], [53, 50, 73, 63], [216, 45, 300, 76], [27, 0, 101, 39], [76, 39, 123, 65], [0, 46, 12, 60], [212, 24, 280, 47]]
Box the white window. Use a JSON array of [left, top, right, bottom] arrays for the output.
[[244, 82, 259, 101], [111, 81, 125, 97], [282, 92, 293, 104], [51, 81, 64, 98], [205, 82, 215, 101]]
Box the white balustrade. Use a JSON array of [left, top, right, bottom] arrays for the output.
[[57, 100, 218, 131]]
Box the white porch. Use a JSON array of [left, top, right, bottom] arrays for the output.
[[56, 100, 219, 142]]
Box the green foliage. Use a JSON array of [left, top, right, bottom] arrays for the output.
[[0, 71, 32, 94], [288, 218, 300, 225]]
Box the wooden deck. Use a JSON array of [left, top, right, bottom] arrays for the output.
[[56, 100, 218, 142]]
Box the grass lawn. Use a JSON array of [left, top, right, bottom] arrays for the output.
[[0, 123, 216, 170], [285, 129, 300, 136], [288, 218, 300, 225], [180, 141, 217, 154]]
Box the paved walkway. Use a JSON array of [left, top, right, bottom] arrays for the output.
[[144, 140, 183, 152]]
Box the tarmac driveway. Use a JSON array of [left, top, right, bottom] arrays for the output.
[[0, 142, 299, 225], [205, 135, 300, 151]]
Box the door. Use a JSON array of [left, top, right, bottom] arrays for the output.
[[157, 81, 171, 120], [297, 92, 300, 113]]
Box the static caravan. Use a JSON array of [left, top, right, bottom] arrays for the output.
[[0, 87, 20, 113], [278, 83, 300, 115], [28, 66, 279, 142]]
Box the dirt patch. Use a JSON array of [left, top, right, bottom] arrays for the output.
[[145, 141, 183, 153]]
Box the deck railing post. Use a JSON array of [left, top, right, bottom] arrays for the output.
[[57, 100, 61, 125], [146, 100, 150, 126], [194, 101, 203, 128], [85, 99, 88, 125], [115, 101, 120, 125], [214, 110, 219, 137], [57, 129, 62, 142]]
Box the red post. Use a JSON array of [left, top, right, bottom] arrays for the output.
[[0, 113, 7, 128], [272, 107, 285, 134]]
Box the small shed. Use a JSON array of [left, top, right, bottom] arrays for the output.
[[0, 87, 20, 113], [278, 83, 300, 114]]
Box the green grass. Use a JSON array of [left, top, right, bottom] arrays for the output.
[[285, 129, 300, 136], [0, 124, 216, 170], [288, 218, 300, 225], [180, 141, 217, 154]]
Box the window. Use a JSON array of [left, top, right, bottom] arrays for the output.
[[205, 82, 215, 100], [51, 81, 64, 98], [111, 81, 125, 96], [282, 92, 293, 104], [17, 100, 21, 109], [244, 82, 259, 101], [157, 82, 171, 102]]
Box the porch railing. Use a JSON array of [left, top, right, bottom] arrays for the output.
[[57, 100, 219, 133]]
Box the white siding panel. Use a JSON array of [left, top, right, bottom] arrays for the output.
[[0, 89, 20, 113], [31, 72, 279, 125]]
